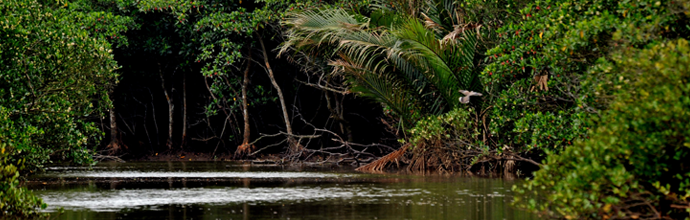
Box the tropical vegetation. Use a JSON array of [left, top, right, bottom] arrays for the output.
[[282, 0, 690, 218], [515, 38, 690, 220], [1, 0, 689, 218], [280, 0, 523, 172]]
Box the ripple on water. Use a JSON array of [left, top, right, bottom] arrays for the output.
[[58, 171, 352, 179], [38, 186, 426, 212]]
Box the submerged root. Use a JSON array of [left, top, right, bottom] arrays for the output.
[[355, 144, 409, 172], [93, 153, 125, 163]]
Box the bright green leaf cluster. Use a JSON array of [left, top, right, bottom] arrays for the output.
[[407, 107, 480, 150]]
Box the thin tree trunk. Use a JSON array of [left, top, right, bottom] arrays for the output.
[[142, 104, 153, 150], [257, 37, 299, 152], [147, 88, 160, 147], [241, 56, 251, 145], [325, 91, 353, 142], [336, 94, 353, 142], [235, 50, 253, 155], [180, 72, 187, 149], [108, 107, 120, 153], [158, 64, 174, 150]]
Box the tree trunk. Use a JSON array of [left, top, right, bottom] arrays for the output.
[[257, 37, 299, 152], [235, 50, 253, 155], [148, 88, 160, 147], [158, 64, 173, 150], [108, 107, 120, 153], [180, 72, 187, 149]]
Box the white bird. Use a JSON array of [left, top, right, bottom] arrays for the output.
[[459, 90, 482, 104]]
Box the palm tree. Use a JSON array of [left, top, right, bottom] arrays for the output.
[[279, 0, 482, 125]]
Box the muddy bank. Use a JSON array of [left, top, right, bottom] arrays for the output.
[[118, 151, 352, 164]]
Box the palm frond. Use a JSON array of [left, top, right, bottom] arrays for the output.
[[280, 1, 485, 122], [279, 8, 368, 57], [330, 57, 422, 124], [392, 17, 465, 107], [333, 21, 449, 113]]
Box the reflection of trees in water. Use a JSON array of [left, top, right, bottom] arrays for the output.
[[35, 165, 536, 220]]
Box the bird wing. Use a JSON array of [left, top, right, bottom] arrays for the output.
[[460, 90, 471, 96], [470, 92, 483, 96]]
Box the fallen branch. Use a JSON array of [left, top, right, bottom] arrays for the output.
[[247, 132, 321, 157]]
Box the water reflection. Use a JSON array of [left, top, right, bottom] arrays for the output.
[[57, 171, 350, 178], [30, 162, 537, 220], [39, 186, 427, 212]]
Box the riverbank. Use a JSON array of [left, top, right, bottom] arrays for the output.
[[112, 151, 375, 167]]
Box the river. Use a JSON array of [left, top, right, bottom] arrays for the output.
[[27, 161, 537, 220]]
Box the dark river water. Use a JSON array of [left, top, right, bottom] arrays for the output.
[[27, 162, 538, 220]]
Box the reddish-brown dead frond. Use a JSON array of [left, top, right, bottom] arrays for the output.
[[355, 144, 409, 172]]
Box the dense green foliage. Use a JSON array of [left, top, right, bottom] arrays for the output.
[[516, 39, 690, 219], [492, 0, 690, 218], [1, 0, 129, 170], [482, 0, 688, 152], [407, 108, 477, 147]]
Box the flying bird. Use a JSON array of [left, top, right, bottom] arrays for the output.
[[459, 90, 482, 104]]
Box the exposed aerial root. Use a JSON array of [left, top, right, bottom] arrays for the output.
[[234, 143, 255, 157], [355, 144, 409, 172], [400, 139, 540, 174], [503, 155, 515, 175]]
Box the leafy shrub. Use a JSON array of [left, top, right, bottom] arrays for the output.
[[0, 144, 45, 218], [514, 39, 690, 219], [407, 107, 480, 147]]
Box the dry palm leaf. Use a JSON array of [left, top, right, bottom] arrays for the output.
[[530, 74, 549, 92], [421, 12, 443, 30], [356, 144, 409, 172]]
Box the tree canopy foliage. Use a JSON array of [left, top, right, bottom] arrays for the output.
[[1, 0, 130, 169], [1, 0, 133, 216]]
